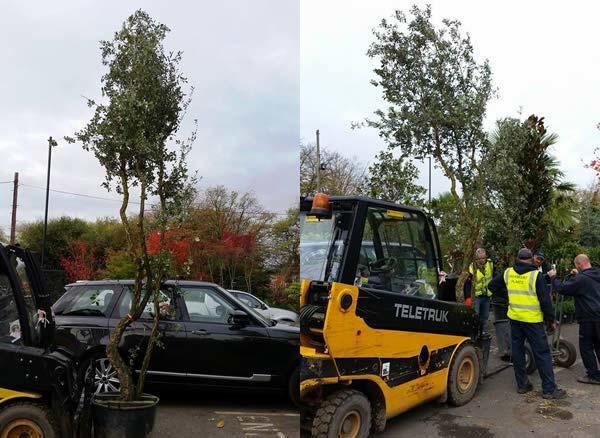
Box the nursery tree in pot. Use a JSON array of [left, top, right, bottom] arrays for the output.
[[67, 9, 195, 432]]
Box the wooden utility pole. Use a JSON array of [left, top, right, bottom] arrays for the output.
[[10, 172, 18, 244], [316, 129, 321, 193]]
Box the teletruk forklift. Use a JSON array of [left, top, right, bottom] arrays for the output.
[[299, 194, 489, 437], [0, 244, 88, 437]]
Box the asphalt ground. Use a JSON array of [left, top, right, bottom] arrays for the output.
[[150, 323, 599, 438], [150, 390, 299, 438], [380, 322, 600, 437]]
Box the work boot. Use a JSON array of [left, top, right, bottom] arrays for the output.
[[517, 382, 533, 394], [577, 376, 600, 385], [542, 388, 567, 399]]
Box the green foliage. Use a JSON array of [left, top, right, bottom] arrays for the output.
[[362, 150, 426, 205], [429, 192, 463, 270], [103, 250, 137, 279], [482, 115, 577, 264], [363, 5, 495, 275], [284, 282, 300, 312], [554, 296, 576, 316], [579, 184, 600, 247], [18, 217, 90, 269], [269, 208, 300, 281], [67, 9, 195, 401]]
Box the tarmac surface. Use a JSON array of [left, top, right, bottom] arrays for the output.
[[380, 322, 600, 437], [151, 323, 600, 437], [150, 390, 299, 438]]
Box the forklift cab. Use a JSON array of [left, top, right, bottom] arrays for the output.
[[300, 195, 483, 437], [0, 244, 79, 437]]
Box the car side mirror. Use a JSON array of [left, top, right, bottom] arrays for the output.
[[230, 309, 250, 327]]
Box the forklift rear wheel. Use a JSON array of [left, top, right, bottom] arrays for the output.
[[554, 339, 577, 368], [448, 344, 480, 406], [0, 402, 57, 438], [312, 389, 371, 438]]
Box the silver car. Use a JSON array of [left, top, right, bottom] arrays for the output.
[[228, 290, 299, 325]]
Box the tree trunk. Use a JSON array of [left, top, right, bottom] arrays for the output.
[[106, 315, 135, 401], [136, 280, 161, 398]]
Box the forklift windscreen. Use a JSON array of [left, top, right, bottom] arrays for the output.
[[300, 203, 439, 299]]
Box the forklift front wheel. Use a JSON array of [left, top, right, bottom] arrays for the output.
[[0, 402, 57, 438], [312, 389, 371, 438], [448, 344, 480, 406]]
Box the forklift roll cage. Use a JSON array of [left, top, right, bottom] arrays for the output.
[[300, 196, 444, 287]]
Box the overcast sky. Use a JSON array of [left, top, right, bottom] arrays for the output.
[[0, 1, 299, 233], [301, 0, 600, 198]]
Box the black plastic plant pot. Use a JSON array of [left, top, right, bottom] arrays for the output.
[[92, 392, 159, 438]]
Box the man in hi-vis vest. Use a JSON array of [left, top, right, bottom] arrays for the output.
[[488, 248, 567, 399], [467, 248, 494, 335]]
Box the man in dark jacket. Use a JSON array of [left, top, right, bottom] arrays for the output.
[[549, 254, 600, 384], [488, 248, 566, 399]]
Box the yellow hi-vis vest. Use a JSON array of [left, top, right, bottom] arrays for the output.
[[505, 268, 543, 323], [469, 260, 493, 297]]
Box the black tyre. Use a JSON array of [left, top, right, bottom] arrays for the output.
[[288, 365, 301, 408], [447, 343, 480, 406], [524, 343, 537, 375], [80, 353, 121, 395], [554, 339, 577, 368], [0, 402, 57, 438], [312, 389, 371, 438]]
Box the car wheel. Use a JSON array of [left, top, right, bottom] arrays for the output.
[[82, 355, 121, 394], [0, 402, 57, 438]]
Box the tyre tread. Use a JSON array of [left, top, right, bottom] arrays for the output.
[[311, 389, 370, 438], [0, 401, 58, 438]]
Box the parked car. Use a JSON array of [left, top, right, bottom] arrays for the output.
[[51, 280, 300, 404], [228, 290, 299, 325]]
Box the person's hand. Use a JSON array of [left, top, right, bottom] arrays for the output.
[[547, 320, 558, 332], [571, 268, 579, 275], [547, 269, 557, 278]]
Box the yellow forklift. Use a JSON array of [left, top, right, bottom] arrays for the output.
[[300, 194, 489, 437], [0, 244, 89, 437]]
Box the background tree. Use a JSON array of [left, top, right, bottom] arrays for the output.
[[185, 186, 272, 292], [300, 142, 366, 196], [580, 182, 600, 247], [362, 149, 426, 205], [18, 217, 90, 269], [482, 115, 577, 267], [68, 10, 194, 402], [363, 5, 494, 298]]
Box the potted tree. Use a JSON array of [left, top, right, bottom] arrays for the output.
[[67, 10, 195, 438]]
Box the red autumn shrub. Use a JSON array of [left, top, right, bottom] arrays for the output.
[[60, 240, 99, 282]]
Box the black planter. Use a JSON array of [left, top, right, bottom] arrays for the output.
[[92, 392, 159, 438]]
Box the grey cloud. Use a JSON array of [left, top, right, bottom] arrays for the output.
[[0, 0, 299, 232]]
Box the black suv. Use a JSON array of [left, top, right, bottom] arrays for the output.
[[52, 280, 300, 403]]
